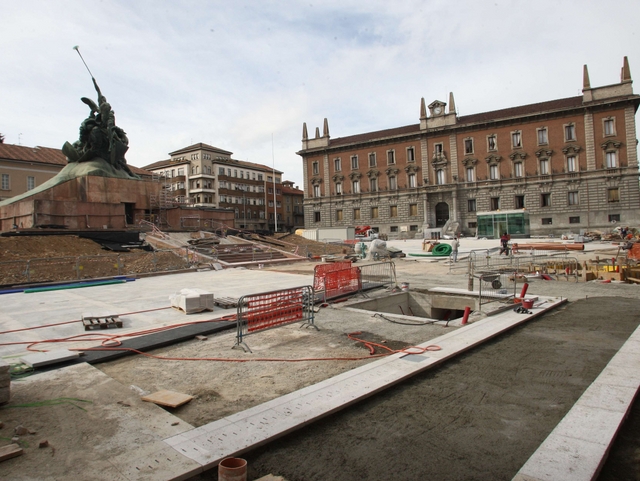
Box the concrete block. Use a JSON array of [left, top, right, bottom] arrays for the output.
[[0, 360, 9, 374], [20, 350, 80, 368], [169, 288, 214, 314]]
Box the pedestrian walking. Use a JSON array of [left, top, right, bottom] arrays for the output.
[[451, 236, 459, 262]]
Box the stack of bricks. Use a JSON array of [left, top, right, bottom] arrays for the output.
[[0, 360, 10, 404]]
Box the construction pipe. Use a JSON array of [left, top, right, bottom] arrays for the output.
[[512, 243, 585, 251], [519, 282, 529, 299], [218, 457, 247, 481], [461, 306, 471, 325]]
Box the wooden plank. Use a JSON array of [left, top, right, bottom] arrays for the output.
[[141, 390, 194, 408], [0, 444, 24, 462]]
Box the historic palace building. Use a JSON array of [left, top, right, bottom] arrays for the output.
[[297, 58, 640, 238]]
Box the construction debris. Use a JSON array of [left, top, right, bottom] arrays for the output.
[[0, 444, 23, 462], [141, 390, 194, 408]]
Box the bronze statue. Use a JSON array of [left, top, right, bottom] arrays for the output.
[[62, 47, 138, 178]]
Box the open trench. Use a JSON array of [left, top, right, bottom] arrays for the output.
[[196, 297, 640, 481]]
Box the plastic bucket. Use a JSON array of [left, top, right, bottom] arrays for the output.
[[522, 299, 534, 309], [401, 282, 410, 291], [218, 457, 247, 481]]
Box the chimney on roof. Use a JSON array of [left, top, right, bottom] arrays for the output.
[[622, 56, 632, 83], [448, 92, 456, 114], [302, 122, 308, 141], [583, 65, 591, 90], [315, 127, 320, 139], [323, 118, 330, 138]]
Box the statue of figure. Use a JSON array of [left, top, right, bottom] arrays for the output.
[[62, 78, 138, 178]]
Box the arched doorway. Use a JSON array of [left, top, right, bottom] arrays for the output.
[[435, 202, 450, 227]]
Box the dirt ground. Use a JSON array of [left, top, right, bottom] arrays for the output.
[[232, 297, 640, 481], [0, 235, 190, 285]]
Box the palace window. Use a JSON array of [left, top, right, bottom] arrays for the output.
[[466, 167, 475, 182], [351, 155, 359, 169], [565, 123, 576, 141], [408, 173, 417, 188], [352, 180, 360, 194], [537, 127, 548, 145], [567, 156, 577, 172], [515, 195, 525, 209], [464, 138, 474, 154], [353, 208, 361, 220], [569, 216, 580, 224], [487, 134, 497, 151], [335, 182, 342, 195], [369, 153, 377, 167], [511, 131, 522, 148], [436, 169, 445, 185], [539, 159, 549, 175], [467, 199, 476, 212], [371, 207, 379, 218], [568, 191, 579, 205], [27, 176, 35, 190], [334, 158, 341, 172], [608, 188, 620, 203], [434, 143, 443, 154], [490, 197, 500, 210], [313, 185, 321, 197], [541, 193, 551, 207], [335, 210, 343, 221], [390, 205, 398, 217], [407, 147, 416, 162], [542, 218, 553, 225], [489, 164, 499, 180], [514, 162, 524, 177], [387, 150, 395, 164], [609, 214, 621, 222], [389, 176, 397, 190], [409, 204, 418, 216], [1, 174, 9, 190], [314, 212, 321, 222], [370, 177, 378, 192], [604, 118, 616, 136], [312, 162, 319, 175], [606, 151, 618, 168]]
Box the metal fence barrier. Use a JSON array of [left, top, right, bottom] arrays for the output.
[[476, 271, 517, 310], [322, 266, 361, 301], [313, 261, 353, 300], [359, 261, 397, 291], [234, 285, 317, 352]]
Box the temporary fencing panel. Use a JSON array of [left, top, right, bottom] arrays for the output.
[[0, 261, 28, 285], [476, 272, 517, 309], [313, 261, 353, 301], [234, 285, 316, 352], [323, 267, 361, 301], [359, 261, 396, 291]]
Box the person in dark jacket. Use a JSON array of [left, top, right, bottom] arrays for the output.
[[499, 232, 510, 255]]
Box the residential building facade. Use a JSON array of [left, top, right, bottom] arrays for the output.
[[281, 180, 305, 232], [143, 143, 285, 232], [0, 144, 67, 201], [297, 58, 640, 238]]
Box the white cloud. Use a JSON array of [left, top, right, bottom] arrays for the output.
[[2, 0, 640, 188]]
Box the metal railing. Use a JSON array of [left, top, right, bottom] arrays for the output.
[[359, 261, 397, 291], [233, 286, 317, 352], [476, 271, 517, 310]]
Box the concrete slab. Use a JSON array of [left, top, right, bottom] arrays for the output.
[[20, 349, 80, 367]]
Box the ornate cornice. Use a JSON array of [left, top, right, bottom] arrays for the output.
[[510, 151, 528, 161], [535, 148, 553, 159], [562, 144, 582, 155], [348, 171, 362, 180], [332, 174, 345, 182], [462, 157, 478, 167], [310, 177, 323, 185], [601, 139, 623, 151], [366, 169, 380, 178], [431, 154, 448, 167], [385, 167, 400, 176], [404, 165, 420, 173], [485, 154, 502, 164]]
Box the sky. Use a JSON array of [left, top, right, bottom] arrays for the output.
[[2, 0, 640, 188]]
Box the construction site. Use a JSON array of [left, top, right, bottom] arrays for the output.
[[0, 229, 640, 481]]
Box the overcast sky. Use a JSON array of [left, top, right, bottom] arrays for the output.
[[2, 0, 640, 187]]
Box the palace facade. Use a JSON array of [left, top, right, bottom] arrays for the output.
[[297, 58, 640, 238]]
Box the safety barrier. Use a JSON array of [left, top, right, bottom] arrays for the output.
[[322, 266, 361, 301], [313, 261, 353, 294], [359, 261, 396, 291], [0, 261, 29, 285], [234, 285, 317, 352]]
